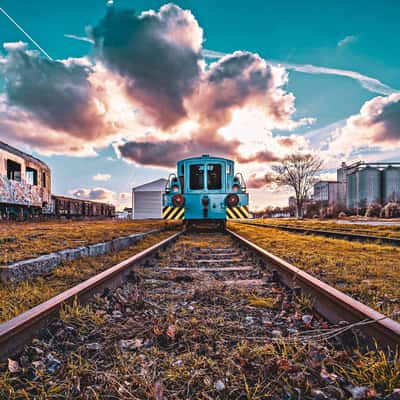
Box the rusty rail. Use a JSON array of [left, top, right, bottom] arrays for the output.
[[227, 228, 400, 349], [235, 221, 400, 246], [2, 226, 399, 361], [0, 230, 184, 360]]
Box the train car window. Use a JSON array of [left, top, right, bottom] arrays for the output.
[[26, 167, 38, 186], [7, 159, 21, 182], [42, 172, 47, 188], [189, 164, 204, 190], [207, 164, 222, 190]]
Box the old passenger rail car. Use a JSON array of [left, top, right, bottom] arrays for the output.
[[0, 141, 115, 220], [163, 155, 249, 226], [0, 141, 51, 219]]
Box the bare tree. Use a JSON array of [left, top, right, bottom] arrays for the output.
[[272, 153, 323, 218]]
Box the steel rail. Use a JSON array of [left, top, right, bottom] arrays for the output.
[[2, 226, 399, 362], [0, 230, 184, 360], [227, 228, 400, 349], [235, 221, 400, 246]]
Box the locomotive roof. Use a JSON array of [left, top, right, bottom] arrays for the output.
[[178, 155, 233, 163], [0, 140, 50, 170]]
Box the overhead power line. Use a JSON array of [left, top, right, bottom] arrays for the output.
[[0, 6, 53, 60]]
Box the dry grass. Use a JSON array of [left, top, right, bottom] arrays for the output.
[[0, 219, 180, 265], [0, 231, 399, 398], [0, 229, 177, 324], [1, 270, 398, 398], [229, 222, 400, 320], [252, 218, 400, 238]]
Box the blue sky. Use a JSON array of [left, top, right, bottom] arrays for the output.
[[0, 0, 399, 209]]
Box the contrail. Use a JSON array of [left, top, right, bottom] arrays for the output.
[[0, 6, 53, 60], [202, 49, 398, 96], [64, 34, 94, 44]]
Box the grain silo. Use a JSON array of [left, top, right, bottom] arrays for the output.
[[346, 172, 357, 209], [383, 166, 400, 203], [357, 166, 381, 208]]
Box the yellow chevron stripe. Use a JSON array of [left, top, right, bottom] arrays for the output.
[[167, 207, 181, 220], [175, 208, 185, 220], [162, 206, 173, 219], [240, 206, 249, 217], [231, 207, 243, 219], [226, 207, 236, 219]]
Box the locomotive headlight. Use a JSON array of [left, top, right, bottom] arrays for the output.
[[232, 184, 240, 193], [226, 194, 239, 207], [172, 194, 185, 207], [172, 185, 179, 193]]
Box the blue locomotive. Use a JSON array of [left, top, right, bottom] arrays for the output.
[[163, 155, 249, 225]]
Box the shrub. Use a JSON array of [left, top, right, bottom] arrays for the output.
[[365, 203, 382, 218], [381, 202, 400, 218]]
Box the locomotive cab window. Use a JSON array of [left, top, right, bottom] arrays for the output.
[[189, 164, 204, 190], [207, 164, 222, 190]]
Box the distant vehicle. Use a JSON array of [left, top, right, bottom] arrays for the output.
[[0, 141, 115, 220], [163, 154, 249, 228]]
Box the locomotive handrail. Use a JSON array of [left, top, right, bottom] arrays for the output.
[[234, 172, 247, 192], [165, 173, 177, 193]]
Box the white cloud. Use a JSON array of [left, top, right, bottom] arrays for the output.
[[3, 41, 26, 51], [71, 187, 116, 203], [337, 35, 357, 47], [327, 93, 400, 157], [203, 48, 398, 96], [93, 173, 111, 181], [318, 171, 337, 181], [117, 192, 131, 210]]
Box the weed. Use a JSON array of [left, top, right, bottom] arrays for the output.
[[230, 222, 400, 321]]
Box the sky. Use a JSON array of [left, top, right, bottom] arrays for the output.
[[0, 0, 399, 210]]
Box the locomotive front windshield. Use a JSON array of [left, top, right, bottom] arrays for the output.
[[207, 164, 222, 190], [189, 164, 204, 190]]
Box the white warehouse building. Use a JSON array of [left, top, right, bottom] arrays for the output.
[[132, 178, 167, 219]]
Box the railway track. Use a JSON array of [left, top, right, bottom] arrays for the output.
[[1, 228, 399, 397], [235, 220, 400, 246]]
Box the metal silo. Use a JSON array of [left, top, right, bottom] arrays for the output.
[[346, 172, 357, 209], [383, 166, 400, 204], [357, 166, 381, 207]]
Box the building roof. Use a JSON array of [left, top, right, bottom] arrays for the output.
[[315, 180, 341, 185], [132, 178, 167, 192]]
